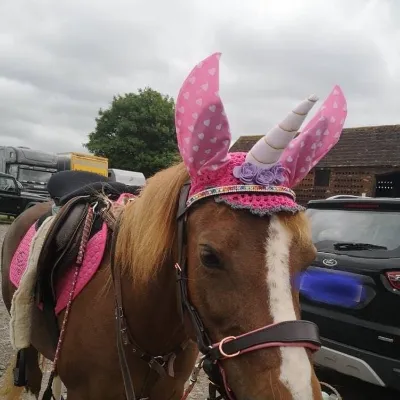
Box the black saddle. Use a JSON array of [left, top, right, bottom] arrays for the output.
[[47, 170, 140, 206]]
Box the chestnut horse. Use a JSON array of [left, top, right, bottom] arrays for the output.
[[1, 52, 347, 400]]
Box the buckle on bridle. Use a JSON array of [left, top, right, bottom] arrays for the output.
[[218, 336, 240, 358]]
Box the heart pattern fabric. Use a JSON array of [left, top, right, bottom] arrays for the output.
[[279, 85, 347, 187], [175, 53, 231, 177]]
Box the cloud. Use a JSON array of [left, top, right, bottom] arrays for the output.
[[0, 0, 398, 155]]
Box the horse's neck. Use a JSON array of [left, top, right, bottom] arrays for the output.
[[121, 261, 187, 355]]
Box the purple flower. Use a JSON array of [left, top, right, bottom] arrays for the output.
[[233, 162, 258, 184], [270, 163, 286, 185], [232, 161, 288, 186], [255, 169, 275, 185]]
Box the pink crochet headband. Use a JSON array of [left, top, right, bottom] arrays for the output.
[[175, 52, 348, 216]]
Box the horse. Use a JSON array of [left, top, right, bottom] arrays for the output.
[[0, 52, 348, 400]]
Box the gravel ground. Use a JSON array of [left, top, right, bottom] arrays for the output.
[[0, 222, 398, 399]]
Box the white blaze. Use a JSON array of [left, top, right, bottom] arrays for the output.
[[265, 215, 313, 400]]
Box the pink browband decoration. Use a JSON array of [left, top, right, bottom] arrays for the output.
[[186, 184, 296, 208]]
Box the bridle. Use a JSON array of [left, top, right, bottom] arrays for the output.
[[175, 182, 321, 399], [110, 182, 322, 400]]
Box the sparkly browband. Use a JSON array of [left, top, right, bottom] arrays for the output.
[[186, 185, 296, 208]]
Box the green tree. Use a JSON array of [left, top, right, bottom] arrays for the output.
[[84, 87, 179, 178]]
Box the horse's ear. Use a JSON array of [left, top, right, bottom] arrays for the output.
[[279, 85, 347, 187], [175, 52, 231, 177]]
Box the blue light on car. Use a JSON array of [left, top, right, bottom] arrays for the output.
[[294, 269, 365, 308]]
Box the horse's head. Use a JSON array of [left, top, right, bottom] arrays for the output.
[[174, 53, 347, 400]]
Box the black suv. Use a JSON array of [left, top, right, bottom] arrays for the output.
[[302, 196, 400, 391], [0, 172, 48, 217]]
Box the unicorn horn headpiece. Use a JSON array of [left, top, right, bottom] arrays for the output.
[[175, 51, 348, 212], [245, 95, 319, 168]]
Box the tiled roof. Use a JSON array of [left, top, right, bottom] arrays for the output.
[[229, 125, 400, 167]]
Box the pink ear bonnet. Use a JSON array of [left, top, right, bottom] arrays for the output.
[[175, 52, 348, 215]]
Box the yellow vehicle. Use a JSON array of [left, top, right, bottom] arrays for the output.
[[57, 152, 108, 177]]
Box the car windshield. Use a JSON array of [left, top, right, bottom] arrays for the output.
[[306, 208, 400, 251], [18, 168, 52, 183]]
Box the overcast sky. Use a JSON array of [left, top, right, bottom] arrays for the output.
[[0, 0, 399, 154]]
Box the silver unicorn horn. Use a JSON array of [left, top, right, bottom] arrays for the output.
[[245, 94, 319, 168]]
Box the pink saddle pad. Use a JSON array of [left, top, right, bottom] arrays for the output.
[[54, 222, 108, 314], [10, 220, 108, 315]]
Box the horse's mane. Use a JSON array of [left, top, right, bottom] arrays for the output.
[[115, 162, 189, 285]]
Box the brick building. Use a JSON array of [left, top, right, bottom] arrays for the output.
[[229, 124, 400, 206]]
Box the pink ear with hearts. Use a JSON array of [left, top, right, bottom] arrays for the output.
[[279, 85, 347, 187], [175, 52, 231, 177]]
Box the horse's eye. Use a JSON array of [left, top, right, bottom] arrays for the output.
[[200, 247, 222, 269]]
